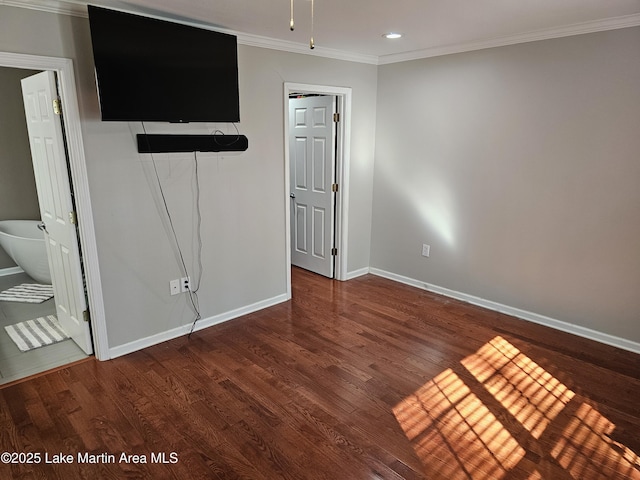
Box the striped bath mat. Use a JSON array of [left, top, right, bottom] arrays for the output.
[[4, 315, 69, 352], [0, 284, 54, 303]]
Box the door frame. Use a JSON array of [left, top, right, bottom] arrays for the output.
[[284, 82, 352, 296], [0, 52, 109, 360]]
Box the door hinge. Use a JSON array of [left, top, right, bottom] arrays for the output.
[[69, 211, 77, 225], [83, 309, 90, 323], [332, 183, 339, 193], [53, 98, 62, 115], [333, 112, 340, 123], [331, 247, 338, 256]]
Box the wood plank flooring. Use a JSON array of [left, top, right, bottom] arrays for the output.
[[1, 267, 639, 479]]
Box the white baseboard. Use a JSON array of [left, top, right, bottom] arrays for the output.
[[107, 269, 640, 359], [108, 292, 290, 359], [0, 266, 24, 277], [369, 268, 640, 355], [346, 267, 370, 280]]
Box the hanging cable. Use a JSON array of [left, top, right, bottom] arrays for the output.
[[141, 122, 202, 335], [210, 122, 241, 146], [191, 152, 204, 295], [188, 151, 204, 336]]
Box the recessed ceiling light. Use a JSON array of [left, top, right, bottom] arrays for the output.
[[383, 32, 403, 39]]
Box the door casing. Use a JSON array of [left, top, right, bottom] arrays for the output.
[[0, 52, 109, 360], [284, 82, 352, 297]]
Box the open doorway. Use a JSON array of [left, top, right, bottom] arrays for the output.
[[0, 52, 107, 385], [0, 66, 89, 383], [288, 93, 337, 278], [283, 83, 352, 297]]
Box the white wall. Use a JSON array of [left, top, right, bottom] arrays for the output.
[[0, 5, 377, 350], [372, 28, 640, 343]]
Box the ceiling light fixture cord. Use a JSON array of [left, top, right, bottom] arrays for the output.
[[310, 0, 315, 49], [290, 0, 294, 30]]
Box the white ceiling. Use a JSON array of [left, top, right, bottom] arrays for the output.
[[15, 0, 640, 63]]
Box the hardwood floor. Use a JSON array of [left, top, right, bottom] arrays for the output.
[[1, 267, 639, 479]]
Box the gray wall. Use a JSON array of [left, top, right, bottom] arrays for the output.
[[83, 46, 377, 347], [2, 4, 638, 351], [0, 5, 377, 349], [0, 67, 41, 269], [372, 28, 640, 343]]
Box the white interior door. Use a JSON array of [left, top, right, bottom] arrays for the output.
[[21, 71, 93, 355], [289, 95, 336, 278]]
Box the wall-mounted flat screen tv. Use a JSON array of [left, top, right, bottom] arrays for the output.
[[88, 5, 240, 123]]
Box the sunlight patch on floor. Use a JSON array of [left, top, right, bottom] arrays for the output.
[[552, 402, 640, 480], [393, 367, 525, 479], [461, 336, 575, 439], [393, 335, 640, 479]]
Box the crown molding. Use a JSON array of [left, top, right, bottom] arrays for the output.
[[235, 31, 379, 65], [378, 13, 640, 65], [1, 0, 379, 64], [1, 0, 87, 16], [3, 0, 640, 66]]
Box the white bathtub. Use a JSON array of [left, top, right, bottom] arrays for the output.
[[0, 220, 52, 284]]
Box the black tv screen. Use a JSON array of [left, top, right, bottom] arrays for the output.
[[88, 5, 240, 123]]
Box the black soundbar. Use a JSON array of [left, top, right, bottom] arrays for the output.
[[137, 134, 248, 153]]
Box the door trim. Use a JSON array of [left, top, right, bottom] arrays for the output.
[[284, 82, 352, 297], [0, 52, 109, 360]]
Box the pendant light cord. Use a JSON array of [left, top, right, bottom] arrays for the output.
[[310, 0, 315, 49], [289, 0, 315, 49], [290, 0, 294, 30]]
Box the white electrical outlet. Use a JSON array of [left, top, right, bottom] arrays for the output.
[[422, 244, 431, 257], [181, 276, 190, 293], [170, 279, 180, 296]]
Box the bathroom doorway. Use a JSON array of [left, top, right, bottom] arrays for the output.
[[0, 52, 107, 385], [0, 66, 88, 384]]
